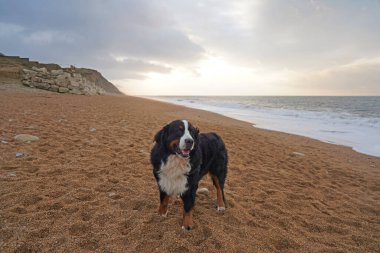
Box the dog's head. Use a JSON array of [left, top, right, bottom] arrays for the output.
[[154, 120, 199, 158]]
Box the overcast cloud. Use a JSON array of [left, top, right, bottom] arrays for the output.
[[1, 0, 379, 95]]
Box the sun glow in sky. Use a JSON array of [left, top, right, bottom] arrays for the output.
[[1, 0, 380, 95], [125, 56, 297, 95]]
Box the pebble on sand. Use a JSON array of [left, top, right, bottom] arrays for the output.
[[291, 151, 305, 157], [16, 152, 27, 158], [14, 134, 40, 142], [8, 172, 17, 177], [197, 187, 209, 195]]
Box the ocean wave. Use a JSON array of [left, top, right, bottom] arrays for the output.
[[154, 96, 380, 157]]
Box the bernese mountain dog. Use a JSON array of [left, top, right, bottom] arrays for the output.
[[150, 119, 228, 230]]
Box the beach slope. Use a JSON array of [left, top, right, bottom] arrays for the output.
[[0, 92, 379, 252]]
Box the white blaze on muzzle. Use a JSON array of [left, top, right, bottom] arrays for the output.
[[179, 120, 194, 152]]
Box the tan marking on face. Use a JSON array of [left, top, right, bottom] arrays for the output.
[[169, 139, 179, 151]]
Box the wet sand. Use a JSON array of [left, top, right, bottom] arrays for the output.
[[0, 92, 379, 252]]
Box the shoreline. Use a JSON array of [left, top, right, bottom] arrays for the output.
[[1, 91, 379, 252], [146, 96, 380, 158]]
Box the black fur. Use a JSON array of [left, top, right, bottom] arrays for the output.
[[150, 120, 228, 228], [199, 133, 228, 204]]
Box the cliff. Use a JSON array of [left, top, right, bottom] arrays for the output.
[[0, 54, 123, 95]]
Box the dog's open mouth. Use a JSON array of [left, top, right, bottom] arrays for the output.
[[177, 149, 191, 158]]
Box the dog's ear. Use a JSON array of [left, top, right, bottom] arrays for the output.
[[192, 126, 200, 142], [154, 124, 169, 144], [195, 127, 200, 136]]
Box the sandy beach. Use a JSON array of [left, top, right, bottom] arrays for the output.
[[0, 91, 379, 252]]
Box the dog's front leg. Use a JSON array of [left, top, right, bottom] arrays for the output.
[[181, 186, 197, 231], [158, 191, 170, 217]]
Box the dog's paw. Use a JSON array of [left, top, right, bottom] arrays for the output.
[[158, 210, 168, 217], [217, 206, 226, 212]]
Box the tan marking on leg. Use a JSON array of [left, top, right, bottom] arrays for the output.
[[182, 209, 193, 230], [212, 175, 225, 211], [158, 195, 170, 217]]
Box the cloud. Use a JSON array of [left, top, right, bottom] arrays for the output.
[[171, 0, 379, 69], [0, 0, 204, 79], [24, 30, 76, 45], [0, 0, 379, 95], [0, 22, 24, 37], [290, 57, 380, 95], [98, 56, 172, 80]]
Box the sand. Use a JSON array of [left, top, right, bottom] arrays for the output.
[[0, 91, 379, 253]]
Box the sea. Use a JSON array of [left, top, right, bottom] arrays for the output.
[[151, 96, 380, 157]]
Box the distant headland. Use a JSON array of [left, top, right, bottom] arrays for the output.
[[0, 53, 123, 96]]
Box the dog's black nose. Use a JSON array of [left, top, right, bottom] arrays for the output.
[[185, 139, 193, 145]]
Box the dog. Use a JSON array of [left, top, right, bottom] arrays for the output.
[[150, 119, 228, 230]]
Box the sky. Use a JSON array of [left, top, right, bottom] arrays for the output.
[[1, 0, 380, 95]]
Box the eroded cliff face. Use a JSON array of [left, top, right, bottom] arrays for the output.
[[0, 54, 123, 95], [22, 67, 112, 95]]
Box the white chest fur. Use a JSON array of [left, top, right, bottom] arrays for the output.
[[158, 155, 191, 196]]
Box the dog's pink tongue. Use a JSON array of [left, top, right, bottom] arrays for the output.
[[181, 150, 190, 156]]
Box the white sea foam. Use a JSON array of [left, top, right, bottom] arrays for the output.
[[150, 96, 380, 157]]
